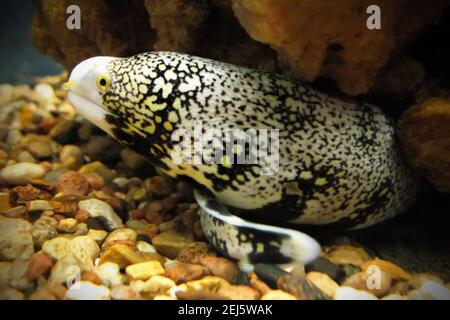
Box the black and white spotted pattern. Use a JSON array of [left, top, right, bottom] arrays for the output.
[[98, 51, 417, 231]]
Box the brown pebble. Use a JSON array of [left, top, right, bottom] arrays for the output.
[[56, 171, 90, 196], [74, 210, 90, 223], [160, 195, 178, 212], [81, 270, 102, 285], [82, 172, 104, 191], [249, 274, 271, 295], [26, 251, 54, 280], [144, 211, 164, 225], [177, 242, 211, 264], [200, 256, 239, 283], [12, 185, 52, 202], [164, 262, 209, 284]]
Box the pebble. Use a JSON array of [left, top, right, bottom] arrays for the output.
[[0, 162, 46, 185], [102, 228, 137, 250], [65, 281, 111, 300], [49, 254, 91, 284], [342, 270, 391, 297], [261, 290, 297, 300], [79, 161, 116, 185], [305, 257, 345, 282], [56, 171, 90, 196], [200, 256, 239, 283], [27, 140, 53, 159], [29, 283, 67, 300], [99, 243, 165, 268], [326, 245, 370, 267], [8, 259, 33, 291], [136, 241, 157, 254], [78, 198, 124, 230], [0, 192, 12, 212], [59, 145, 83, 169], [57, 218, 78, 233], [306, 271, 340, 298], [0, 262, 12, 286], [49, 119, 78, 144], [361, 258, 411, 281], [164, 261, 209, 284], [43, 167, 69, 185], [82, 172, 104, 190], [334, 286, 378, 300], [249, 274, 271, 295], [27, 200, 53, 212], [42, 235, 100, 268], [143, 275, 176, 293], [17, 150, 36, 163], [12, 185, 52, 202], [121, 148, 148, 170], [409, 273, 444, 288], [0, 287, 25, 300], [146, 176, 173, 197], [111, 285, 138, 300], [253, 263, 288, 289], [93, 262, 125, 287], [80, 270, 102, 285], [0, 217, 34, 260], [74, 209, 90, 223], [31, 214, 58, 248], [126, 261, 165, 281], [86, 229, 108, 244], [26, 251, 54, 280], [152, 229, 195, 259], [177, 242, 211, 264], [408, 280, 450, 300], [277, 273, 330, 300]]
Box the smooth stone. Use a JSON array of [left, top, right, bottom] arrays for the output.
[[126, 261, 165, 281], [261, 290, 297, 300], [49, 254, 91, 285], [27, 140, 53, 159], [0, 217, 34, 260], [28, 200, 53, 212], [334, 286, 378, 300], [0, 162, 46, 185], [0, 192, 12, 212], [306, 271, 340, 298], [409, 280, 450, 300], [136, 241, 157, 254], [143, 275, 176, 293], [65, 281, 111, 300], [102, 228, 137, 250], [305, 257, 345, 282], [79, 161, 116, 185], [86, 229, 108, 244], [78, 199, 123, 230], [253, 263, 288, 289], [93, 262, 125, 287], [151, 230, 195, 259], [42, 236, 100, 268]]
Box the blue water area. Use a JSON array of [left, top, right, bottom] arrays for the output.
[[0, 0, 64, 84]]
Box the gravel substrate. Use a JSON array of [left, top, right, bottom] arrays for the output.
[[0, 75, 449, 300]]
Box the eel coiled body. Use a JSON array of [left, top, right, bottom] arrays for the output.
[[67, 51, 418, 265]]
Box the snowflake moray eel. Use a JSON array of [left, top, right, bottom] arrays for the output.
[[66, 51, 418, 266]]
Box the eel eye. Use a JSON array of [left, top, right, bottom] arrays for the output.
[[97, 74, 111, 91]]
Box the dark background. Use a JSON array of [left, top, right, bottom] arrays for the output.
[[0, 0, 63, 84]]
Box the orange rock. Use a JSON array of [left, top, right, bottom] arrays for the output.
[[361, 259, 411, 281], [81, 270, 102, 285], [74, 210, 90, 223], [164, 262, 209, 284], [26, 251, 54, 280], [398, 97, 450, 192], [200, 256, 239, 283], [56, 171, 90, 196]]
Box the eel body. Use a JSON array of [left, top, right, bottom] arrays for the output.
[[66, 51, 417, 264]]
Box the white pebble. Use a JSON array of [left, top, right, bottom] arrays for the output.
[[65, 281, 111, 300], [0, 162, 46, 185], [333, 286, 378, 300]]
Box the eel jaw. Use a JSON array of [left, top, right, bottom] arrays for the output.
[[67, 91, 115, 137]]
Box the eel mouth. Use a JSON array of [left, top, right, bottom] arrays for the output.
[[67, 91, 114, 136]]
